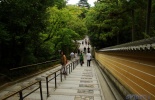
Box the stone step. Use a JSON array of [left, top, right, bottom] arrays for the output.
[[47, 94, 102, 100]]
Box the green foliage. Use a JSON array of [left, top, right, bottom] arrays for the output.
[[42, 6, 87, 56], [54, 0, 67, 9], [0, 2, 87, 70], [0, 0, 48, 68], [0, 0, 67, 69], [0, 0, 88, 85], [86, 0, 155, 49]]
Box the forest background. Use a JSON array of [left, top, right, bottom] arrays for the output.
[[0, 0, 155, 82]]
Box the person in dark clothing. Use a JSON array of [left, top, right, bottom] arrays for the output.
[[84, 47, 86, 53], [87, 46, 90, 52], [80, 52, 84, 66], [85, 39, 87, 45]]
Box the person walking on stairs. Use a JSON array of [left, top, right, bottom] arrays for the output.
[[70, 52, 75, 61], [80, 51, 84, 66], [84, 47, 86, 54], [60, 51, 67, 75], [86, 50, 91, 67]]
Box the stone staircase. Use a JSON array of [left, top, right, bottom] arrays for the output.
[[47, 62, 104, 100]]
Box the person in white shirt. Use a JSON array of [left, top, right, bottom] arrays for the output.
[[70, 52, 74, 61], [86, 50, 91, 67]]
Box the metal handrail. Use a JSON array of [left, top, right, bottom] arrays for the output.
[[1, 80, 43, 100], [1, 59, 79, 100], [10, 59, 59, 70], [45, 59, 79, 97]]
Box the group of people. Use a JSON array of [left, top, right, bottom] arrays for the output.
[[79, 50, 91, 67], [82, 39, 90, 45], [83, 46, 90, 53], [81, 39, 91, 66], [69, 49, 92, 67], [60, 38, 92, 75], [60, 51, 78, 75]]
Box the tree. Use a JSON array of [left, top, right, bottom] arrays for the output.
[[0, 0, 66, 68], [40, 6, 87, 57], [0, 0, 88, 84], [86, 0, 155, 49], [78, 0, 90, 9]]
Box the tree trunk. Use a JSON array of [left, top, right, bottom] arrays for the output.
[[131, 9, 135, 41], [145, 0, 152, 37]]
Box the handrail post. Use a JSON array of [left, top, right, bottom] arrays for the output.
[[60, 69, 62, 82], [46, 77, 49, 97], [75, 61, 76, 68], [71, 64, 72, 73], [73, 62, 74, 69], [39, 81, 43, 100], [55, 72, 57, 88], [19, 91, 23, 100], [69, 64, 70, 74], [66, 65, 68, 74]]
